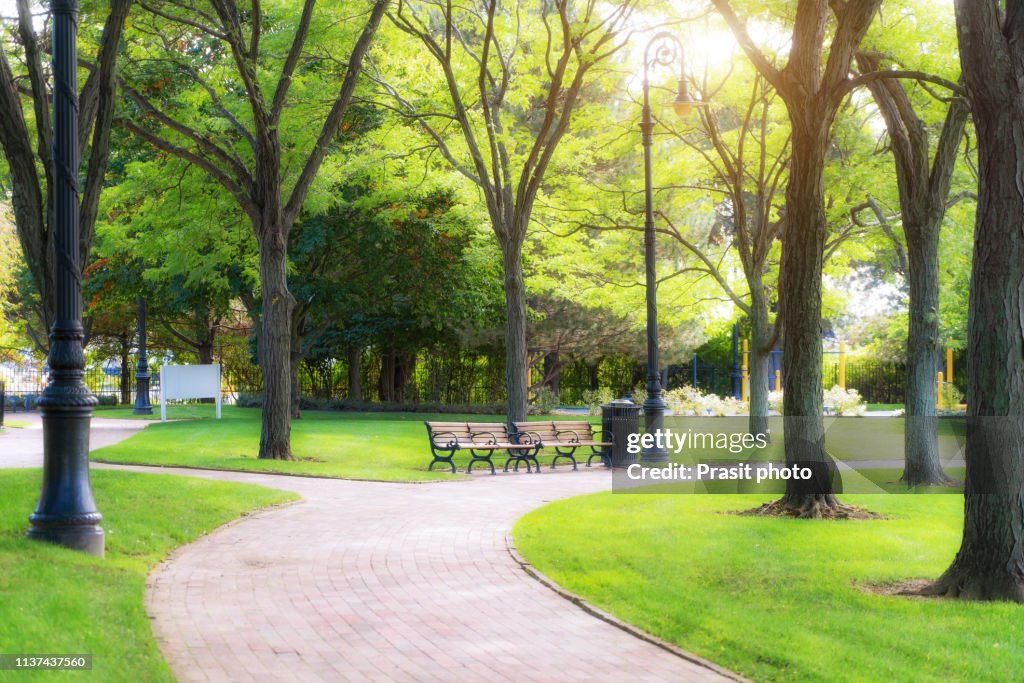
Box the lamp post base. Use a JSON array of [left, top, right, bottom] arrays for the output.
[[28, 403, 104, 558], [639, 394, 669, 465], [26, 524, 104, 556]]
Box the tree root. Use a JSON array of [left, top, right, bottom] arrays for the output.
[[739, 495, 883, 520], [899, 470, 961, 488]]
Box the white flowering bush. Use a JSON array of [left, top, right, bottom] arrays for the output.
[[823, 385, 867, 416], [767, 387, 866, 416], [665, 386, 747, 416]]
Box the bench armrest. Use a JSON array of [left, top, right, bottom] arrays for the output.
[[592, 429, 614, 443], [555, 429, 583, 443], [516, 430, 544, 445], [469, 430, 503, 445], [429, 430, 461, 447]]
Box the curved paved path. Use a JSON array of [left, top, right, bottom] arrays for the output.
[[126, 466, 732, 683], [3, 418, 734, 681]]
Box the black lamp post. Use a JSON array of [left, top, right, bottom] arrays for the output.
[[134, 298, 153, 414], [27, 0, 104, 556], [639, 32, 704, 466]]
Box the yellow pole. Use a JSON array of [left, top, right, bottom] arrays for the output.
[[838, 341, 847, 389], [774, 369, 781, 392], [946, 347, 954, 386], [741, 340, 749, 402], [937, 372, 944, 410]]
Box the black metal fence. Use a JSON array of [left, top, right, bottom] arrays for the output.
[[0, 365, 160, 409], [822, 358, 906, 404], [0, 349, 918, 413]]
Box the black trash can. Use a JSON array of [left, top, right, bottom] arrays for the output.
[[601, 398, 642, 468]]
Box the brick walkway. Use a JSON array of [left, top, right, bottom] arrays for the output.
[[3, 419, 735, 681], [126, 466, 734, 683]]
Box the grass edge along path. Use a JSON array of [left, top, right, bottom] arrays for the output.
[[513, 492, 1024, 683], [0, 469, 297, 682]]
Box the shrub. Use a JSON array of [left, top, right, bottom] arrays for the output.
[[581, 387, 615, 416], [665, 386, 747, 416], [761, 387, 868, 416], [235, 392, 263, 408], [529, 386, 559, 415], [96, 394, 118, 406], [823, 385, 867, 416]]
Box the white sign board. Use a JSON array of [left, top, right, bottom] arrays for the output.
[[159, 364, 222, 422]]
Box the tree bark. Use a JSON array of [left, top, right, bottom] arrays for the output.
[[778, 119, 834, 508], [713, 0, 884, 515], [928, 0, 1024, 601], [257, 228, 295, 459], [502, 238, 529, 424], [543, 352, 561, 396], [902, 224, 953, 485], [748, 303, 773, 438], [119, 335, 131, 405], [347, 345, 362, 400]]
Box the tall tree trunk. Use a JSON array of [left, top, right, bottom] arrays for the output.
[[777, 120, 837, 515], [543, 351, 561, 396], [197, 340, 215, 365], [928, 114, 1024, 598], [501, 238, 529, 424], [588, 361, 600, 391], [257, 229, 295, 460], [347, 345, 362, 401], [394, 352, 415, 403], [119, 336, 131, 405], [379, 352, 395, 403], [902, 221, 953, 485], [856, 52, 967, 488], [748, 286, 773, 438], [748, 331, 772, 439], [930, 0, 1024, 599]]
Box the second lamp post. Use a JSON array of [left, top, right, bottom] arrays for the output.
[[639, 32, 703, 466]]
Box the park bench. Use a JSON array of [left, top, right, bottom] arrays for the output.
[[513, 420, 613, 470], [424, 421, 541, 475]]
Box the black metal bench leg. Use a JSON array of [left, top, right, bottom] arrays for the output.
[[552, 448, 578, 471], [586, 448, 610, 468], [428, 446, 457, 474], [468, 449, 496, 475], [428, 457, 456, 474]]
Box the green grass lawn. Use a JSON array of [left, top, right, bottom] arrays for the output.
[[91, 406, 593, 481], [514, 493, 1023, 683], [0, 468, 295, 682], [1, 419, 30, 429], [867, 403, 904, 411]]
